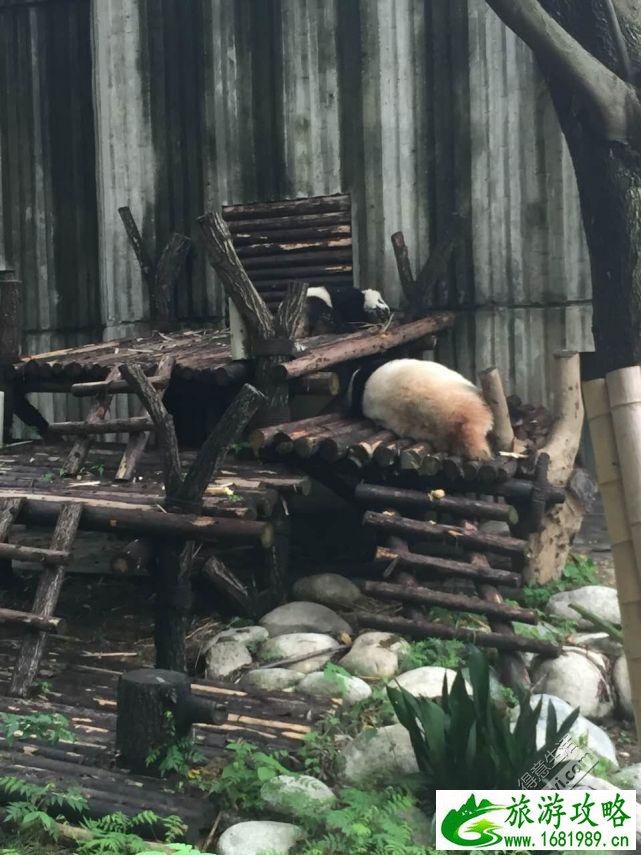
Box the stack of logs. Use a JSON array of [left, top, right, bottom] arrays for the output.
[[349, 481, 561, 685]]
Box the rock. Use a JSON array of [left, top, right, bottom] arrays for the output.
[[547, 586, 621, 628], [568, 631, 623, 659], [240, 668, 303, 692], [204, 640, 251, 679], [338, 631, 403, 679], [516, 694, 618, 767], [479, 520, 511, 536], [260, 602, 352, 638], [613, 764, 641, 799], [257, 633, 340, 674], [210, 625, 269, 647], [217, 820, 302, 855], [340, 645, 398, 679], [341, 723, 419, 786], [531, 650, 614, 721], [292, 574, 363, 609], [391, 666, 466, 700], [613, 655, 634, 719], [261, 774, 336, 818], [297, 670, 371, 706], [352, 631, 402, 649]]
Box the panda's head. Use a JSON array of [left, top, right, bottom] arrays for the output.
[[330, 287, 391, 328], [362, 289, 391, 324]]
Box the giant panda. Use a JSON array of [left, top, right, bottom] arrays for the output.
[[297, 285, 391, 337], [348, 358, 493, 460]]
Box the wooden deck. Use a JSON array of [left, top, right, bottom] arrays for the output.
[[0, 638, 333, 844]]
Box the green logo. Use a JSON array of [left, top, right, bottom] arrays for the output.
[[441, 795, 507, 847]]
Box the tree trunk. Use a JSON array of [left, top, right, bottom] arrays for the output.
[[536, 0, 641, 373], [559, 116, 641, 372]]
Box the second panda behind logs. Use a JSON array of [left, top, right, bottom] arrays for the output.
[[348, 358, 493, 460], [297, 286, 391, 337]]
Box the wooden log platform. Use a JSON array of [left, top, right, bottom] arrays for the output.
[[8, 316, 452, 391]]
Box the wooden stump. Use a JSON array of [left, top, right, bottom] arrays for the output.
[[525, 351, 585, 583], [116, 669, 226, 773]]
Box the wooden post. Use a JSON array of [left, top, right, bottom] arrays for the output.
[[584, 377, 641, 733], [120, 366, 266, 671], [229, 300, 251, 360], [0, 269, 22, 443], [0, 269, 22, 363], [116, 669, 226, 773], [198, 211, 306, 424], [479, 367, 515, 451], [118, 207, 191, 331], [525, 351, 585, 583]]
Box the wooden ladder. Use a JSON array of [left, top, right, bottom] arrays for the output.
[[0, 498, 83, 697], [47, 355, 174, 482]]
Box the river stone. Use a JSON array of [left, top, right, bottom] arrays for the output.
[[391, 666, 467, 700], [547, 586, 621, 628], [531, 650, 614, 721], [217, 820, 302, 855], [240, 668, 303, 692], [297, 670, 372, 706], [204, 640, 251, 679], [210, 625, 269, 648], [613, 655, 634, 719], [257, 633, 339, 674], [260, 774, 336, 818], [292, 574, 362, 609], [339, 644, 398, 679], [341, 723, 419, 785], [352, 631, 403, 649], [260, 601, 352, 638], [516, 693, 618, 767], [613, 764, 641, 799], [568, 631, 624, 659]]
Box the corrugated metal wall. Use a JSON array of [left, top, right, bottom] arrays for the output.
[[0, 0, 100, 423], [0, 0, 593, 416]]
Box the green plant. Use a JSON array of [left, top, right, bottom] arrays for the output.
[[400, 638, 466, 670], [321, 663, 352, 697], [0, 712, 74, 747], [296, 787, 429, 855], [33, 680, 53, 698], [388, 647, 580, 795], [0, 777, 197, 854], [145, 712, 204, 781], [210, 742, 292, 811], [521, 555, 598, 610]]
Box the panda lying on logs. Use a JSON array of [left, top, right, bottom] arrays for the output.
[[298, 285, 391, 337], [348, 358, 493, 460]]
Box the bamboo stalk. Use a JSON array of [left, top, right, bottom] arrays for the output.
[[583, 376, 641, 733]]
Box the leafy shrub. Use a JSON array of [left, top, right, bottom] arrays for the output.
[[388, 647, 580, 793], [210, 742, 292, 811], [0, 712, 75, 747], [297, 787, 428, 855], [520, 555, 597, 610], [400, 638, 466, 670]]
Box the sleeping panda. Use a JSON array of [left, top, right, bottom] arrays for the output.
[[348, 358, 493, 460], [297, 285, 391, 337]]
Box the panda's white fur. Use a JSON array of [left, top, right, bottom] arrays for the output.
[[307, 286, 332, 308], [361, 359, 493, 460], [362, 289, 390, 314]]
